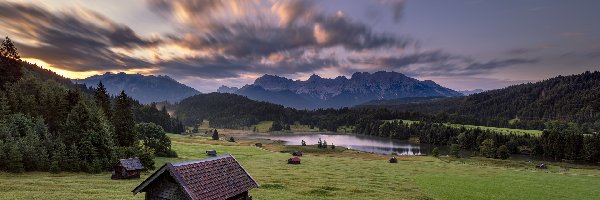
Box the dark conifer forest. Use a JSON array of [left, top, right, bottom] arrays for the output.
[[0, 37, 178, 173]]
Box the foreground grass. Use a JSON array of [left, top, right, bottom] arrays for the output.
[[1, 135, 598, 199]]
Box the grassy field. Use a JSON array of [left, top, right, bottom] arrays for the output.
[[445, 123, 543, 136], [385, 119, 543, 136], [1, 134, 598, 199]]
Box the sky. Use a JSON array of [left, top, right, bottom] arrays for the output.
[[1, 0, 599, 92]]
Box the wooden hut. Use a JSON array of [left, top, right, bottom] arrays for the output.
[[132, 155, 259, 200], [292, 151, 303, 156], [112, 158, 144, 180], [288, 157, 301, 164], [255, 143, 262, 147], [389, 157, 398, 163], [206, 150, 217, 156]]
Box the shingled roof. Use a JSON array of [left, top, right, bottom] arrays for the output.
[[132, 154, 259, 200], [118, 158, 144, 171]]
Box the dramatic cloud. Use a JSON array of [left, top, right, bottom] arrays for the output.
[[143, 0, 412, 79], [4, 0, 590, 92], [0, 2, 158, 71], [349, 50, 538, 76]]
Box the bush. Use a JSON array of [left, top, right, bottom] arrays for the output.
[[49, 160, 60, 174], [449, 144, 460, 158], [497, 145, 510, 160], [480, 139, 497, 158], [228, 137, 235, 142], [136, 122, 177, 157], [432, 147, 439, 157]]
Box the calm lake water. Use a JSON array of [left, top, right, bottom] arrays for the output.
[[243, 133, 435, 155]]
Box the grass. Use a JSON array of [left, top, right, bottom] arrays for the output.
[[253, 121, 274, 132], [444, 123, 542, 136], [386, 119, 543, 136], [1, 135, 598, 199]]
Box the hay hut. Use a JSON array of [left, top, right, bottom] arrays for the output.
[[206, 150, 217, 156], [132, 155, 259, 200], [389, 157, 398, 163], [288, 157, 301, 164], [112, 158, 144, 180], [292, 151, 303, 156]]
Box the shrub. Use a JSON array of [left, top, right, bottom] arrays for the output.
[[480, 139, 497, 158], [497, 145, 511, 160], [449, 144, 460, 158], [432, 147, 439, 157]]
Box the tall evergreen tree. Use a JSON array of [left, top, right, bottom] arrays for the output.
[[113, 91, 136, 147], [94, 82, 111, 120], [212, 129, 219, 140], [1, 36, 20, 60]]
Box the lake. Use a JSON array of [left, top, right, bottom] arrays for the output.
[[242, 133, 436, 155]]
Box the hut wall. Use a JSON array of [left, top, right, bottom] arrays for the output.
[[145, 174, 187, 200]]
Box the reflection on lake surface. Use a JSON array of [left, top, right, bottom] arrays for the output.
[[244, 133, 433, 155]]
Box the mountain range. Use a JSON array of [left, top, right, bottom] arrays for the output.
[[220, 71, 462, 109], [74, 72, 200, 103]]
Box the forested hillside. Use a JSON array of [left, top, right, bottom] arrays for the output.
[[174, 93, 300, 128], [365, 71, 600, 131], [0, 37, 177, 173]]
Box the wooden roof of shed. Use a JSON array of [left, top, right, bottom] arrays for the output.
[[132, 154, 259, 200], [117, 158, 144, 171]]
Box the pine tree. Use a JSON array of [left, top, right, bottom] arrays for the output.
[[94, 82, 111, 120], [212, 129, 219, 140], [113, 91, 136, 146], [1, 36, 20, 60]]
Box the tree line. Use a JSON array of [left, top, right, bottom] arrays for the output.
[[354, 119, 600, 162]]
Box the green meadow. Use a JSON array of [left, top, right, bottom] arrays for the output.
[[384, 119, 543, 136], [1, 134, 598, 200]]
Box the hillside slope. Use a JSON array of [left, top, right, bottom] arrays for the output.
[[376, 71, 600, 127]]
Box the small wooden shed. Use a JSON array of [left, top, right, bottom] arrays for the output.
[[112, 158, 144, 180], [206, 150, 217, 156], [288, 157, 301, 164], [132, 155, 259, 200], [255, 143, 262, 147], [292, 151, 303, 156], [389, 157, 398, 163]]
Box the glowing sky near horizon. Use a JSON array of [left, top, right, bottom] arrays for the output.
[[1, 0, 599, 92]]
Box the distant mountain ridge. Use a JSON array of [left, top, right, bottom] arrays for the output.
[[74, 72, 200, 103], [458, 89, 485, 96], [224, 71, 462, 109]]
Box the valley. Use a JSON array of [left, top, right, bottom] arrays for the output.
[[1, 134, 599, 200]]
